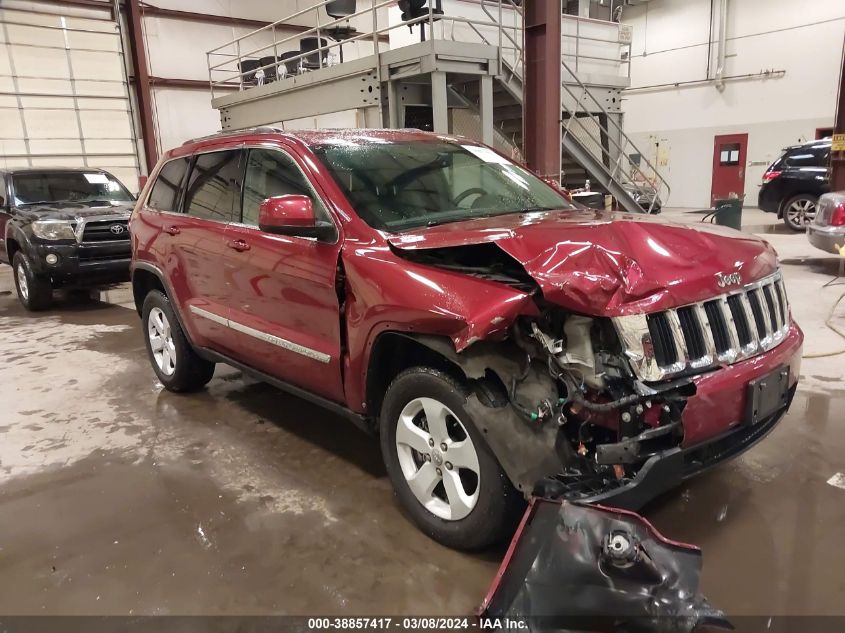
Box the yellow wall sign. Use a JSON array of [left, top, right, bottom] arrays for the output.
[[832, 134, 845, 152]]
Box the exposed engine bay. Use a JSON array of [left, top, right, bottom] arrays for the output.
[[513, 306, 696, 500]]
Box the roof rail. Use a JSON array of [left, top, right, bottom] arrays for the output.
[[182, 126, 284, 146]]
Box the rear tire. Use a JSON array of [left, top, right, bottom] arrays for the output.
[[12, 252, 52, 311], [142, 290, 215, 392], [379, 367, 524, 550], [782, 194, 817, 231]]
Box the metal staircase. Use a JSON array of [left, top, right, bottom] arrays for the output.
[[205, 0, 668, 213]]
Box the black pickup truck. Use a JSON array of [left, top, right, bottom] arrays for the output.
[[0, 167, 136, 310]]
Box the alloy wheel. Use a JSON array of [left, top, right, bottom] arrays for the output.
[[786, 198, 816, 227], [15, 263, 29, 302], [395, 397, 481, 521], [148, 307, 176, 376]]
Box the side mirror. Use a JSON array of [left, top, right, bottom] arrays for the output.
[[258, 194, 335, 240]]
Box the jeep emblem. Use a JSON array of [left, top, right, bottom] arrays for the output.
[[716, 271, 742, 288], [110, 224, 125, 235]]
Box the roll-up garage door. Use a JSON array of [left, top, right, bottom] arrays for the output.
[[0, 2, 141, 192]]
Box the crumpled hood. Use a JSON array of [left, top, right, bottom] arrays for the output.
[[387, 208, 778, 316], [14, 201, 134, 222]]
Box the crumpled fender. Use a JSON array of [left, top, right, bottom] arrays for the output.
[[341, 241, 540, 412], [479, 498, 731, 632]]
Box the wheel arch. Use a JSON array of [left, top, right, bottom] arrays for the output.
[[5, 236, 21, 263], [131, 265, 166, 316], [779, 190, 818, 215], [5, 223, 32, 264], [131, 262, 194, 348], [365, 332, 467, 422]]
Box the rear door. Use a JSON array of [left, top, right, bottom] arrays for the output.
[[221, 144, 345, 402], [710, 133, 748, 205], [783, 143, 830, 195], [167, 148, 243, 352]]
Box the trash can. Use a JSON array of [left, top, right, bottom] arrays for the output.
[[571, 191, 604, 209], [712, 198, 743, 230]]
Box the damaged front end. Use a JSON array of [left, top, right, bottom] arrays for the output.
[[479, 498, 730, 632], [387, 219, 795, 509], [406, 301, 694, 507], [389, 241, 698, 505]]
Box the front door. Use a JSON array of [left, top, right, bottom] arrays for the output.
[[222, 145, 345, 403], [710, 133, 748, 206]]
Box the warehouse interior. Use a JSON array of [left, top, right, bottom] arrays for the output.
[[1, 0, 845, 627]]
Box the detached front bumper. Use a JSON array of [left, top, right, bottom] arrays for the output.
[[31, 241, 131, 286]]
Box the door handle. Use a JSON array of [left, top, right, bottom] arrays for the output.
[[226, 239, 250, 252], [163, 225, 180, 236]]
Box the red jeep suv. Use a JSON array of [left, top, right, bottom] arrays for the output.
[[130, 128, 803, 550]]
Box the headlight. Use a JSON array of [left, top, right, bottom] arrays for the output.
[[31, 220, 76, 240]]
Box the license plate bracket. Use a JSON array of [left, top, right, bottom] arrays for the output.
[[744, 366, 790, 425]]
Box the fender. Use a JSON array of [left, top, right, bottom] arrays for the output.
[[2, 221, 34, 265], [131, 260, 194, 346]]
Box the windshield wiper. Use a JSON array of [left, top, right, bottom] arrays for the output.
[[518, 205, 562, 213]]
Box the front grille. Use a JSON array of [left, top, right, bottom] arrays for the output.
[[79, 250, 130, 262], [613, 271, 790, 382], [677, 306, 705, 360], [646, 312, 677, 366], [81, 219, 129, 243]]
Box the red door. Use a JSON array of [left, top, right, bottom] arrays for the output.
[[221, 144, 346, 403], [710, 133, 748, 206]]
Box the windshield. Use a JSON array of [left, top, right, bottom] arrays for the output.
[[312, 140, 572, 231], [12, 171, 134, 205]]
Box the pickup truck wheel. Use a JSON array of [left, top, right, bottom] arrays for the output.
[[142, 290, 215, 392], [782, 194, 817, 231], [379, 367, 524, 550], [12, 252, 52, 311]]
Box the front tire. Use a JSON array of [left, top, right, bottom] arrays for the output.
[[782, 194, 817, 231], [12, 252, 52, 311], [142, 290, 215, 392], [379, 367, 524, 550]]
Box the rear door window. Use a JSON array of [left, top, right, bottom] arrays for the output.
[[783, 145, 829, 168], [184, 150, 243, 223], [148, 157, 190, 212]]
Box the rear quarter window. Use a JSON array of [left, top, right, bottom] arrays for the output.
[[148, 157, 190, 212], [782, 145, 829, 168]]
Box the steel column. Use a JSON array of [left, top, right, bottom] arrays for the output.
[[523, 0, 562, 180], [431, 70, 449, 134], [832, 34, 845, 191], [387, 80, 401, 128], [126, 0, 157, 173], [480, 74, 494, 145]]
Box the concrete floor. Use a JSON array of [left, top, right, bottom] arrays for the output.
[[1, 207, 844, 616]]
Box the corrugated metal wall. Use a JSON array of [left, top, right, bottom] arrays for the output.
[[0, 2, 140, 191]]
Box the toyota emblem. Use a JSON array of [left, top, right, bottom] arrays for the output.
[[110, 224, 125, 235]]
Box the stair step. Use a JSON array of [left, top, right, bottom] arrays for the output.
[[493, 104, 523, 120]]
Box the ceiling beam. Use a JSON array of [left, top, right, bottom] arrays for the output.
[[137, 3, 390, 43], [147, 76, 238, 91]]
